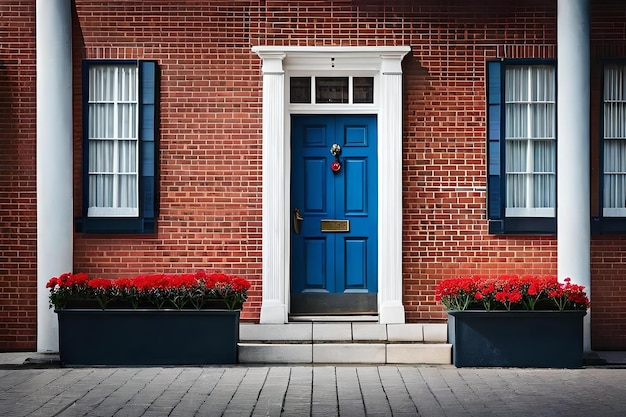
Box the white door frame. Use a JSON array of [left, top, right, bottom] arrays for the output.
[[252, 46, 410, 324]]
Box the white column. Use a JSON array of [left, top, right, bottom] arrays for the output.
[[557, 0, 591, 351], [255, 51, 289, 323], [36, 0, 73, 352], [378, 53, 407, 324]]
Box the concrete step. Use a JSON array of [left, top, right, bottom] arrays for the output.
[[238, 322, 452, 364]]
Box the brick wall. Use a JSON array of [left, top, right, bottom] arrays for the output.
[[0, 1, 37, 351], [399, 2, 558, 323], [72, 1, 265, 321], [592, 237, 626, 349], [587, 2, 626, 350], [3, 0, 626, 350]]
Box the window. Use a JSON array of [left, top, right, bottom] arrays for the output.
[[487, 61, 556, 234], [87, 64, 139, 217], [289, 76, 374, 104], [602, 64, 626, 217], [77, 60, 159, 234]]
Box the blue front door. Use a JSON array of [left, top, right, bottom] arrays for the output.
[[291, 115, 378, 315]]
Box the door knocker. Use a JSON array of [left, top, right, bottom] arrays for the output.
[[330, 144, 342, 173]]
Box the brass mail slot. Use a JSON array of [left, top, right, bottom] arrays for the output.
[[321, 219, 350, 232]]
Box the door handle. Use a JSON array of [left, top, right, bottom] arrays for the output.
[[293, 208, 304, 234]]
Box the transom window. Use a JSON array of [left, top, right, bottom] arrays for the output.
[[290, 76, 374, 104]]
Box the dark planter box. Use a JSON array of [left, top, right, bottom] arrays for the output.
[[57, 309, 240, 366], [448, 310, 586, 368]]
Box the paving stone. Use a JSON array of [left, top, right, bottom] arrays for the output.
[[377, 366, 419, 416], [1, 361, 626, 416], [311, 366, 339, 417], [281, 366, 313, 416], [251, 367, 290, 417], [335, 366, 367, 416]]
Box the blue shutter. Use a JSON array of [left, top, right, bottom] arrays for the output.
[[487, 61, 504, 234], [139, 61, 158, 232], [80, 62, 91, 220]]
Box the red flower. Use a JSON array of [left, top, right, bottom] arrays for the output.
[[435, 274, 588, 312], [87, 278, 114, 289], [494, 291, 507, 303], [509, 291, 523, 303], [46, 270, 252, 311], [114, 278, 134, 290]]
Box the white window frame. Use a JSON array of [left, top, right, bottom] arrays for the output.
[[87, 64, 139, 217], [602, 63, 626, 217], [504, 64, 556, 218]]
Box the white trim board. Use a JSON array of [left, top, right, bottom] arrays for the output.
[[253, 46, 410, 324]]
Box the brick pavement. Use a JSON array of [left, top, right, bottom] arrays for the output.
[[0, 365, 626, 416]]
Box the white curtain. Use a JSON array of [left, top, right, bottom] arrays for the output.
[[88, 65, 138, 216], [505, 65, 556, 215], [603, 65, 626, 214]]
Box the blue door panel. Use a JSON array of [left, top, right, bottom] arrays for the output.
[[304, 158, 327, 213], [303, 125, 328, 146], [292, 114, 377, 298], [304, 238, 329, 291], [344, 238, 368, 290], [344, 125, 369, 146], [344, 158, 367, 214]]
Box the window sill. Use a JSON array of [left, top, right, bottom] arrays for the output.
[[591, 217, 626, 234], [75, 217, 156, 235], [489, 217, 556, 235]]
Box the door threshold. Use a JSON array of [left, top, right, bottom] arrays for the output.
[[289, 315, 379, 322]]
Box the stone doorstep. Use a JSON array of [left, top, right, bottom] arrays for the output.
[[239, 322, 448, 343], [237, 343, 453, 364], [238, 322, 451, 364]]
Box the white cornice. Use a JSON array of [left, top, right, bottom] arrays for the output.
[[253, 46, 411, 72], [252, 46, 411, 54]]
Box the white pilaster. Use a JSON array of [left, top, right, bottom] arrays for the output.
[[378, 53, 407, 324], [557, 0, 591, 351], [257, 52, 289, 323], [36, 0, 73, 352]]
